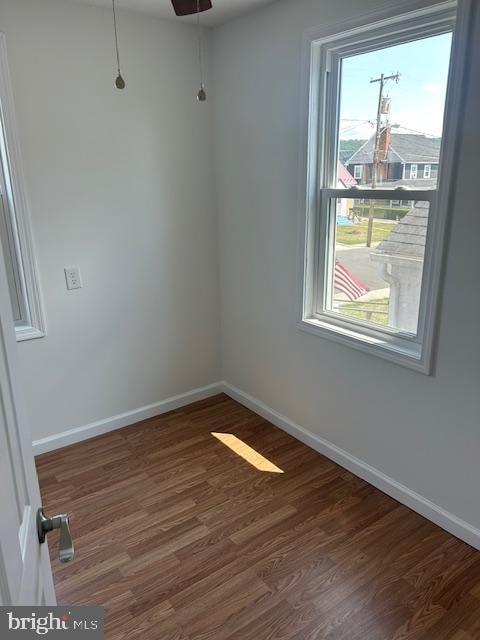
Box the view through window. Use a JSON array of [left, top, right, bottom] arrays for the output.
[[330, 32, 452, 335], [0, 115, 29, 327], [0, 43, 46, 342]]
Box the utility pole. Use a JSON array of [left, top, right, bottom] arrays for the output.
[[366, 72, 400, 247]]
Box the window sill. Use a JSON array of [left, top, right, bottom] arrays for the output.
[[15, 325, 45, 342], [297, 316, 430, 374]]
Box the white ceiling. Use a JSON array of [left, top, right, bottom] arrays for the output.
[[61, 0, 276, 26]]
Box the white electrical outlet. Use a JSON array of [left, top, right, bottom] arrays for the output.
[[64, 266, 82, 290]]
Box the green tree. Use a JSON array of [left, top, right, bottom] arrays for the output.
[[339, 139, 366, 164]]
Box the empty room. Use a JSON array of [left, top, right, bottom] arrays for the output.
[[0, 0, 479, 638]]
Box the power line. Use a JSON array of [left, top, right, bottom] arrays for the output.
[[339, 123, 374, 135], [394, 124, 441, 138]]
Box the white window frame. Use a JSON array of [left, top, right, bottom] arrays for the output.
[[0, 34, 46, 341], [424, 163, 432, 178], [353, 165, 363, 180], [410, 163, 418, 178], [297, 0, 472, 374]]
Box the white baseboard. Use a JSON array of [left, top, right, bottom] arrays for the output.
[[33, 377, 480, 550], [221, 381, 480, 551], [32, 382, 223, 456]]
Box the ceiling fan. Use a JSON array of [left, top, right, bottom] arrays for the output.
[[170, 0, 212, 16]]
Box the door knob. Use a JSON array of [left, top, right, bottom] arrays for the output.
[[37, 507, 75, 563]]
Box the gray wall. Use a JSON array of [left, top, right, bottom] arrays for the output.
[[213, 0, 480, 530], [0, 0, 220, 441]]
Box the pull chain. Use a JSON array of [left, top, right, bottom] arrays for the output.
[[197, 0, 206, 101], [112, 0, 125, 89]]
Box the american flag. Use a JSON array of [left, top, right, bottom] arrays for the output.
[[334, 259, 369, 301]]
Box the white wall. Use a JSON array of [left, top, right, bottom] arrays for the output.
[[0, 0, 220, 441], [213, 0, 480, 532], [1, 0, 479, 541]]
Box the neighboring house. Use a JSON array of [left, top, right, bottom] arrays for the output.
[[371, 202, 428, 333], [337, 162, 356, 218], [346, 130, 441, 185], [338, 162, 357, 188]]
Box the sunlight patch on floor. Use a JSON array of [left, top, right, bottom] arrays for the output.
[[211, 432, 284, 473]]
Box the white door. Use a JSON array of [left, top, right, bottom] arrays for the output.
[[0, 235, 57, 606]]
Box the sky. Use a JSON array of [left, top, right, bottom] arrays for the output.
[[339, 32, 453, 140]]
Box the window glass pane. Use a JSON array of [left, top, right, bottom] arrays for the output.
[[0, 114, 29, 327], [0, 194, 22, 322], [337, 32, 452, 190], [328, 199, 430, 335], [0, 116, 28, 327]]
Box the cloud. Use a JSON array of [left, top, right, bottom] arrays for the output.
[[421, 83, 444, 94]]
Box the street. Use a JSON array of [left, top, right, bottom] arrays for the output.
[[336, 243, 388, 292]]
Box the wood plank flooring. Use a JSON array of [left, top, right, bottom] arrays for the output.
[[36, 394, 480, 640]]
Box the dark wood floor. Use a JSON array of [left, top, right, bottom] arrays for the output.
[[36, 394, 480, 640]]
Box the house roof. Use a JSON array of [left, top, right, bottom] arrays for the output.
[[337, 162, 357, 187], [346, 134, 441, 165], [361, 178, 437, 190], [373, 202, 428, 259]]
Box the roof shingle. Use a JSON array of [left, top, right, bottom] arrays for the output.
[[373, 202, 428, 259], [346, 133, 441, 165]]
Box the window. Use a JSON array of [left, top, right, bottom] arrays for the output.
[[298, 2, 469, 373], [353, 165, 363, 180], [424, 164, 432, 178], [0, 35, 45, 341]]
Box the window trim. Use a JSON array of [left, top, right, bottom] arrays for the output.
[[0, 33, 46, 341], [297, 0, 473, 374], [424, 163, 432, 178], [353, 165, 363, 180], [410, 163, 418, 178]]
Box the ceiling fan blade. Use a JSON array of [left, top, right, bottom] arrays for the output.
[[171, 0, 212, 16]]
